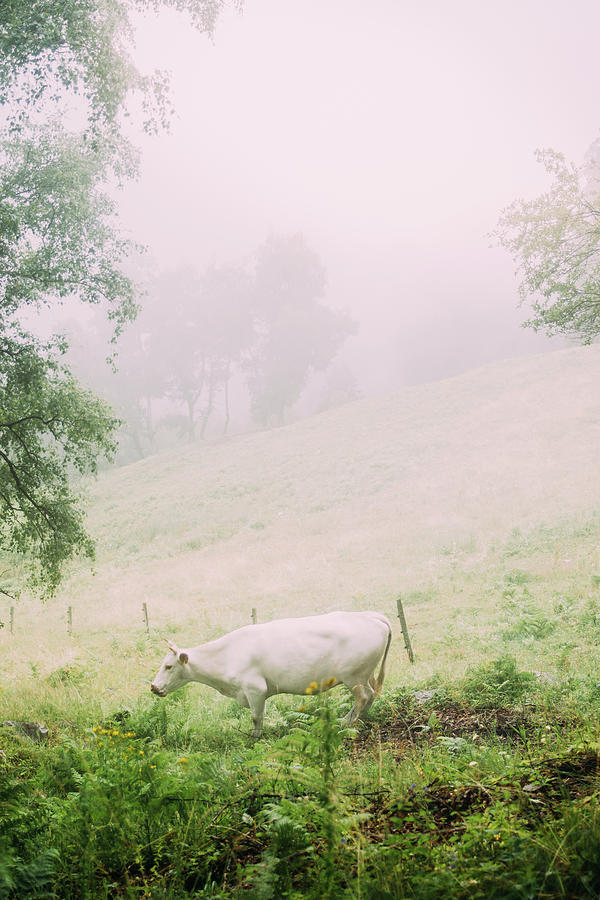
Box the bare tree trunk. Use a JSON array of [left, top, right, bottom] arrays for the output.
[[129, 427, 146, 460], [185, 395, 196, 441], [223, 376, 230, 436], [144, 395, 156, 450], [199, 362, 217, 440]]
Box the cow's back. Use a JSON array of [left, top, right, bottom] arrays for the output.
[[226, 611, 390, 696]]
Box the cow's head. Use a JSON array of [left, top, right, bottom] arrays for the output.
[[150, 640, 190, 697]]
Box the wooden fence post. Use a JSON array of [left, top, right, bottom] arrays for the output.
[[67, 606, 72, 636], [251, 607, 257, 625], [142, 602, 149, 633], [396, 596, 414, 663], [9, 606, 14, 634]]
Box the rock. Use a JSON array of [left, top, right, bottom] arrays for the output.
[[2, 721, 49, 742], [413, 689, 436, 704]]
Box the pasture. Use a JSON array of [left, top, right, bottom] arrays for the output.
[[2, 344, 600, 898]]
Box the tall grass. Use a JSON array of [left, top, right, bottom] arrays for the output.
[[3, 662, 600, 898]]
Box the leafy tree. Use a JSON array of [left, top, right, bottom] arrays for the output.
[[246, 234, 356, 426], [0, 0, 226, 135], [0, 0, 227, 593], [497, 147, 600, 343], [0, 124, 138, 329], [0, 330, 117, 595]]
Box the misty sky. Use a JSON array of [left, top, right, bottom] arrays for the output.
[[118, 0, 600, 393]]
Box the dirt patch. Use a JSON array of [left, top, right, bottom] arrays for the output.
[[360, 750, 600, 843], [362, 782, 494, 843], [355, 700, 577, 755], [519, 751, 600, 806]]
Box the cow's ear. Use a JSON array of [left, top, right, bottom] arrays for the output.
[[179, 651, 189, 665]]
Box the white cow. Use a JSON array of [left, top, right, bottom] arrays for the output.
[[150, 610, 392, 737]]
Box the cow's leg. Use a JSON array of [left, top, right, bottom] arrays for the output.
[[243, 681, 267, 738], [342, 683, 374, 725], [360, 681, 377, 719], [355, 682, 375, 720]]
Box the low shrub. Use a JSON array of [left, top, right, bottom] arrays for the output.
[[460, 656, 536, 706]]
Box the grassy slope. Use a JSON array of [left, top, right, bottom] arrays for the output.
[[2, 343, 600, 899], [2, 342, 600, 710]]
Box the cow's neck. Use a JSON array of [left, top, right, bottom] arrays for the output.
[[186, 642, 237, 698]]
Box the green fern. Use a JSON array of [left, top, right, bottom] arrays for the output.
[[0, 846, 59, 900]]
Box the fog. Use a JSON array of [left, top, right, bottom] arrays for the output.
[[114, 0, 600, 398], [62, 1, 600, 444]]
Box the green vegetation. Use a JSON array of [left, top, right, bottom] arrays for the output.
[[496, 146, 600, 344], [2, 645, 600, 897], [2, 345, 600, 896], [0, 0, 225, 594], [3, 5, 597, 889], [2, 551, 600, 899]]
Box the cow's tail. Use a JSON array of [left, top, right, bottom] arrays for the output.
[[370, 618, 392, 696]]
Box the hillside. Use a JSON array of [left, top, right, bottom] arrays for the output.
[[3, 342, 599, 681], [3, 343, 600, 900], [54, 343, 599, 627]]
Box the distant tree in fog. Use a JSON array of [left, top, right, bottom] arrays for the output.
[[497, 147, 600, 344], [108, 321, 170, 456], [199, 264, 254, 435], [246, 235, 356, 426], [65, 313, 165, 461], [145, 264, 253, 439], [145, 267, 205, 441], [68, 245, 353, 450], [316, 363, 360, 412]]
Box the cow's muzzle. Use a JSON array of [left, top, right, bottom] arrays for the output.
[[150, 684, 165, 697]]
